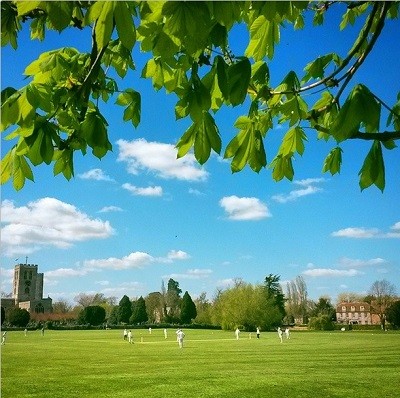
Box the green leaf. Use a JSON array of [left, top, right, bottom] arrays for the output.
[[176, 124, 196, 159], [215, 56, 229, 98], [114, 1, 136, 51], [0, 149, 13, 185], [302, 53, 341, 83], [359, 141, 385, 192], [103, 40, 135, 78], [176, 112, 221, 164], [227, 58, 251, 106], [322, 147, 343, 175], [224, 115, 267, 173], [275, 70, 300, 93], [15, 1, 42, 16], [161, 1, 210, 56], [45, 2, 74, 31], [270, 155, 294, 181], [1, 147, 33, 190], [251, 61, 270, 86], [53, 149, 74, 180], [279, 126, 307, 156], [25, 83, 52, 112], [87, 1, 115, 50], [245, 15, 280, 61], [24, 119, 55, 166], [211, 1, 243, 30], [331, 84, 381, 142], [116, 89, 141, 127], [141, 58, 175, 91], [80, 109, 111, 159], [1, 1, 21, 49], [278, 96, 308, 126]]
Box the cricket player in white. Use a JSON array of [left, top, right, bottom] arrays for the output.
[[177, 329, 185, 348]]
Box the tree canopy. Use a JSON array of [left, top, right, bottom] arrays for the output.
[[78, 305, 106, 326], [1, 1, 399, 191], [130, 296, 148, 324], [180, 291, 197, 323]]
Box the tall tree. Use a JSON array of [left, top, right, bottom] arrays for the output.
[[285, 276, 309, 324], [130, 296, 148, 324], [78, 305, 106, 326], [212, 282, 282, 331], [118, 295, 132, 324], [366, 280, 397, 329], [2, 2, 399, 191], [386, 300, 400, 329], [165, 278, 182, 322], [145, 292, 164, 323], [194, 292, 212, 325], [52, 299, 73, 314], [310, 296, 336, 320], [180, 291, 197, 324], [264, 274, 286, 318], [74, 293, 108, 308], [107, 305, 119, 325], [336, 292, 366, 303]]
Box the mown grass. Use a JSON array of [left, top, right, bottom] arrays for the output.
[[1, 328, 399, 398]]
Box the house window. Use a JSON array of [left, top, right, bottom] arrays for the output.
[[351, 306, 355, 311], [342, 306, 346, 311]]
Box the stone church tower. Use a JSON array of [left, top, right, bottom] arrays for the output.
[[2, 263, 52, 313]]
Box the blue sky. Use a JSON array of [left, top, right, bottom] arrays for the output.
[[1, 4, 399, 305]]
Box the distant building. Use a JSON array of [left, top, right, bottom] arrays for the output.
[[336, 302, 380, 325], [1, 263, 52, 314]]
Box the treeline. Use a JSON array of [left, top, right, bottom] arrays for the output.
[[2, 276, 399, 331]]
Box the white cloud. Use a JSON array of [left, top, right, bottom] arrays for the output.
[[188, 188, 204, 196], [100, 282, 145, 298], [331, 227, 380, 238], [95, 280, 110, 286], [84, 252, 154, 270], [332, 222, 400, 239], [216, 278, 235, 288], [272, 178, 324, 203], [83, 249, 191, 271], [164, 268, 212, 280], [0, 198, 115, 257], [219, 195, 271, 220], [391, 221, 400, 230], [302, 268, 363, 277], [78, 168, 114, 181], [122, 183, 163, 197], [98, 206, 123, 213], [116, 138, 208, 181], [294, 178, 326, 186], [387, 221, 400, 238], [167, 250, 191, 260], [338, 257, 386, 268], [45, 268, 88, 278]]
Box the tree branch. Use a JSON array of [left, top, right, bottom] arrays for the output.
[[335, 2, 390, 102], [349, 131, 400, 141]]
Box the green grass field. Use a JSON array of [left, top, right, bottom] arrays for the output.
[[1, 328, 399, 398]]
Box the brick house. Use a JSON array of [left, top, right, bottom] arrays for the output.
[[336, 302, 380, 325]]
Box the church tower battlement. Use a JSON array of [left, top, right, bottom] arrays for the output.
[[2, 263, 52, 314], [13, 264, 44, 303]]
